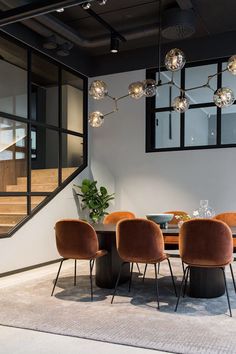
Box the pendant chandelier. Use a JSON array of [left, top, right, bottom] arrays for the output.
[[88, 1, 236, 128]]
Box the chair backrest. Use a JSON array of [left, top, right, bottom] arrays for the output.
[[179, 219, 233, 267], [164, 210, 188, 225], [55, 219, 98, 259], [103, 211, 135, 224], [116, 218, 165, 263], [214, 212, 236, 226]]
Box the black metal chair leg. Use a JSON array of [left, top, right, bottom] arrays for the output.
[[158, 262, 160, 274], [182, 261, 185, 273], [143, 264, 147, 282], [183, 266, 190, 298], [154, 263, 160, 310], [129, 263, 134, 292], [89, 259, 94, 301], [74, 260, 77, 286], [111, 262, 125, 304], [229, 263, 236, 293], [136, 263, 141, 274], [167, 258, 177, 297], [175, 266, 189, 312], [51, 259, 64, 296], [221, 267, 232, 317]]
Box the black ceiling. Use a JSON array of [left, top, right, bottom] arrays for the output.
[[0, 0, 236, 76]]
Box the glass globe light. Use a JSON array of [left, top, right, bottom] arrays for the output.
[[172, 96, 189, 113], [165, 48, 186, 72], [89, 80, 108, 100], [88, 111, 104, 127], [213, 87, 235, 108], [143, 79, 157, 97], [128, 81, 144, 99], [227, 55, 236, 75]]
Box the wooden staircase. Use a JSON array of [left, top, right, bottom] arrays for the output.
[[0, 167, 76, 235]]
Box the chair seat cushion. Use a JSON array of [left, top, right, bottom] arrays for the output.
[[123, 253, 168, 264]]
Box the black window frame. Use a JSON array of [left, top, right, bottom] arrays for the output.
[[146, 57, 236, 152], [0, 32, 88, 238]]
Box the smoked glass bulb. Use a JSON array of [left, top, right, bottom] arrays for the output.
[[165, 48, 186, 72], [213, 87, 235, 108], [89, 80, 108, 100], [128, 81, 144, 99], [89, 111, 104, 127], [227, 55, 236, 75], [143, 79, 157, 97], [172, 96, 189, 113]]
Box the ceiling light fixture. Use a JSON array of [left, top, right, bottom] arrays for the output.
[[82, 2, 91, 10], [56, 8, 64, 13], [110, 34, 119, 53], [96, 0, 108, 5], [88, 0, 236, 128]]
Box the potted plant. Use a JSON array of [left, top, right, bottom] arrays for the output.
[[74, 179, 114, 224]]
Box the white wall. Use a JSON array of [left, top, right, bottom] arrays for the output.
[[0, 168, 90, 274], [90, 69, 236, 217]]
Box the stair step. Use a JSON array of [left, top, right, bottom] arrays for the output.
[[0, 204, 38, 213], [17, 176, 58, 185], [6, 184, 58, 192], [0, 196, 45, 204], [0, 225, 13, 233], [31, 167, 76, 178], [0, 214, 25, 224]]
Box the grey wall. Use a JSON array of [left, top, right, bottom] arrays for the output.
[[90, 69, 236, 215]]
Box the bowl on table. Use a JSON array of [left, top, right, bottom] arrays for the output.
[[146, 214, 174, 229]]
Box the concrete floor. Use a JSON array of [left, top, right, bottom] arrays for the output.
[[0, 262, 172, 354], [0, 325, 171, 354]]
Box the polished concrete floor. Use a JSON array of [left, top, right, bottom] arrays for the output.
[[0, 262, 172, 354]]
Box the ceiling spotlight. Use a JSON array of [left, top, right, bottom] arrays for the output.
[[43, 35, 57, 50], [110, 35, 119, 53], [96, 0, 108, 5], [82, 2, 91, 10], [56, 8, 64, 13]]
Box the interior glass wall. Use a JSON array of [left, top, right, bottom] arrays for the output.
[[0, 34, 87, 237]]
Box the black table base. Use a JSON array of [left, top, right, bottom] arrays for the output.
[[189, 267, 225, 298], [96, 231, 130, 289]]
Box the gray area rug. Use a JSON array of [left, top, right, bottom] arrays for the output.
[[0, 259, 236, 354]]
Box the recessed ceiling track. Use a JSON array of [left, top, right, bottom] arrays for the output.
[[0, 0, 93, 26]]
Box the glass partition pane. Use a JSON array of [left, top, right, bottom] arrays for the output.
[[221, 104, 236, 144], [31, 196, 47, 211], [156, 71, 180, 108], [31, 54, 59, 127], [31, 126, 59, 192], [0, 37, 27, 118], [0, 196, 27, 235], [62, 70, 84, 133], [155, 111, 180, 149], [184, 106, 217, 147], [185, 64, 217, 104], [62, 133, 83, 181], [0, 117, 27, 192]]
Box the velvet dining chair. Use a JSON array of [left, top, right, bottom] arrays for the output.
[[214, 212, 236, 227], [51, 219, 107, 301], [111, 218, 177, 309], [175, 218, 235, 316]]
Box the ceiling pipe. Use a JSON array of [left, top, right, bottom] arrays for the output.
[[0, 0, 159, 49]]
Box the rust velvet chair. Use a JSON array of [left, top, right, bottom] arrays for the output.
[[103, 210, 141, 273], [51, 219, 107, 300], [111, 218, 177, 309], [103, 211, 136, 224], [214, 212, 236, 226], [175, 219, 235, 316]]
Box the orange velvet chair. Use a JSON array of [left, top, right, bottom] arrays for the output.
[[214, 212, 236, 226], [111, 218, 177, 309], [51, 219, 107, 300], [103, 211, 141, 273], [175, 219, 235, 316], [103, 211, 136, 224]]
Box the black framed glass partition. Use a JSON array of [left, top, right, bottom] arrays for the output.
[[146, 58, 236, 152], [0, 33, 87, 237]]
